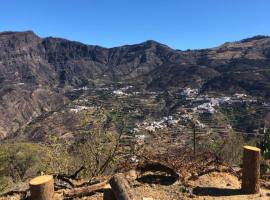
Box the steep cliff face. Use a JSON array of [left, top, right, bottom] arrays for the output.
[[0, 31, 65, 139], [0, 87, 67, 139], [0, 31, 57, 85], [41, 38, 181, 84], [0, 31, 270, 139]]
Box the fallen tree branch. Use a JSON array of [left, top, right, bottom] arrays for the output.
[[54, 175, 75, 188], [55, 165, 85, 180], [75, 176, 109, 188], [63, 180, 108, 198], [54, 182, 73, 190], [0, 190, 28, 199], [260, 179, 270, 189], [68, 166, 86, 179], [54, 165, 86, 188]]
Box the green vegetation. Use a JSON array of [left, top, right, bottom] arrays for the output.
[[220, 102, 262, 132], [0, 107, 126, 193], [0, 141, 77, 193], [72, 108, 125, 177], [0, 142, 45, 192], [197, 131, 256, 165], [0, 142, 46, 182], [257, 127, 270, 159]]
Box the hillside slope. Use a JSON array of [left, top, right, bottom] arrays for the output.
[[0, 31, 270, 139]]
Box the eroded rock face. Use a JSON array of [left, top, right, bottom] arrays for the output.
[[0, 86, 68, 139], [0, 31, 270, 139]]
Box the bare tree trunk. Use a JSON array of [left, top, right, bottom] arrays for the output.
[[193, 123, 196, 158], [29, 175, 54, 200], [109, 173, 135, 200], [241, 146, 261, 194]]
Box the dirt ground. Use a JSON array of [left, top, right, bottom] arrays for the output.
[[72, 172, 270, 200], [190, 172, 270, 200], [1, 172, 270, 200]]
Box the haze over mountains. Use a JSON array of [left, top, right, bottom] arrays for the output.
[[1, 31, 270, 139]]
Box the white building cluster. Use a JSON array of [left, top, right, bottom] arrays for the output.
[[137, 116, 180, 133], [69, 105, 90, 113]]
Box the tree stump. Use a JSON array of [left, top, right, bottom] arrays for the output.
[[109, 173, 135, 200], [241, 145, 261, 194], [29, 175, 54, 200]]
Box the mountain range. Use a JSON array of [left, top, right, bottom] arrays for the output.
[[1, 31, 270, 139]]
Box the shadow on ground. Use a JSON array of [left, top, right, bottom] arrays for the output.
[[193, 187, 243, 196], [137, 175, 177, 185]]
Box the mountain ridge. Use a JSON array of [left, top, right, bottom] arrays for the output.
[[3, 30, 269, 50], [1, 30, 270, 139]]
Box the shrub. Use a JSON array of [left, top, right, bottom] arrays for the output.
[[0, 142, 46, 181], [72, 108, 124, 177], [0, 142, 48, 192], [0, 107, 125, 192], [197, 131, 256, 165], [257, 127, 270, 159], [0, 141, 77, 193]]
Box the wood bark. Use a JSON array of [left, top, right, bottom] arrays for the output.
[[109, 173, 135, 200], [103, 185, 117, 200], [241, 145, 261, 194], [63, 181, 108, 198], [29, 175, 54, 200]]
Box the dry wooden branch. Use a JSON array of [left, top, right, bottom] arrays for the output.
[[0, 190, 28, 199], [68, 166, 86, 179], [63, 181, 108, 198], [260, 179, 270, 189], [54, 166, 86, 189], [54, 175, 74, 188]]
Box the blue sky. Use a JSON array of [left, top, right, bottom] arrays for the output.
[[0, 0, 269, 50]]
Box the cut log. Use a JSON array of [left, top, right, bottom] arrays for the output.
[[109, 173, 135, 200], [63, 181, 108, 198], [103, 184, 117, 200], [241, 145, 261, 194], [29, 175, 54, 200], [125, 170, 138, 181]]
